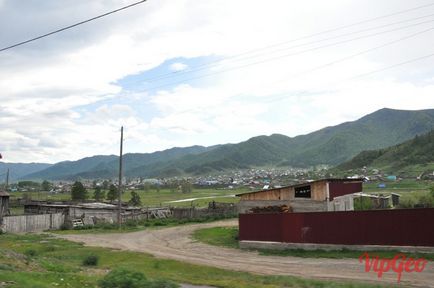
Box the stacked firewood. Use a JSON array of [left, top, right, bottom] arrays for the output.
[[249, 204, 292, 213]]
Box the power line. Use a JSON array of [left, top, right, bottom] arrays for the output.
[[0, 0, 147, 52], [350, 51, 434, 80], [137, 20, 434, 92], [135, 6, 434, 84], [261, 28, 434, 104], [152, 26, 434, 112]]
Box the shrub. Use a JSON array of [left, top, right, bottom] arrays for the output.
[[0, 264, 15, 271], [24, 249, 37, 257], [147, 279, 178, 288], [82, 254, 99, 266], [44, 245, 56, 252], [60, 222, 71, 230], [98, 268, 149, 288], [124, 220, 138, 227], [98, 268, 179, 288]]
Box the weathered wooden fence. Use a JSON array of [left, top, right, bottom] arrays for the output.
[[172, 203, 237, 219], [1, 213, 64, 233]]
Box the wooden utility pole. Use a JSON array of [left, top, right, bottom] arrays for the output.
[[5, 169, 9, 191], [117, 126, 124, 227]]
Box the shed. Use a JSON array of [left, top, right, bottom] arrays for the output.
[[0, 190, 10, 219], [236, 178, 363, 213]]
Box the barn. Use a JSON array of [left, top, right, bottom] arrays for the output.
[[236, 178, 363, 213]]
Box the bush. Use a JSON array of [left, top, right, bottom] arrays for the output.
[[0, 264, 15, 271], [24, 249, 37, 257], [60, 222, 71, 230], [124, 220, 138, 227], [98, 268, 179, 288], [44, 245, 56, 252], [147, 279, 178, 288], [82, 254, 99, 266]]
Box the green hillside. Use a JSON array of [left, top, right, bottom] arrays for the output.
[[20, 108, 434, 180], [23, 146, 213, 180], [337, 129, 434, 174], [0, 162, 52, 181]]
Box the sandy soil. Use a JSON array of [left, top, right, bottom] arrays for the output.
[[59, 219, 434, 287]]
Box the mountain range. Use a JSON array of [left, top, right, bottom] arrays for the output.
[[2, 108, 434, 181], [336, 129, 434, 175]]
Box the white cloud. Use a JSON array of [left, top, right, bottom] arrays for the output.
[[0, 0, 433, 163], [169, 62, 188, 72]]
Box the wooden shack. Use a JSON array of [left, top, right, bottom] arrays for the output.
[[0, 190, 10, 219], [237, 178, 363, 213]]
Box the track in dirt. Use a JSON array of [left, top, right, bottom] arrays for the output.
[[60, 219, 434, 287]]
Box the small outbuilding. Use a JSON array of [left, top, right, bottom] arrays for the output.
[[236, 178, 363, 213], [0, 190, 10, 219]]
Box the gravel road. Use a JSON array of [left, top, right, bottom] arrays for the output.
[[60, 219, 434, 287]]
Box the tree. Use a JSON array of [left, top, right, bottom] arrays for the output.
[[93, 186, 105, 201], [106, 184, 118, 201], [128, 191, 141, 206], [18, 181, 41, 190], [41, 180, 52, 191], [180, 180, 193, 194], [102, 180, 109, 190], [71, 181, 87, 201]]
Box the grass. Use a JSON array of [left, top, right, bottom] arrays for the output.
[[193, 227, 434, 261], [8, 187, 243, 208], [194, 226, 240, 249], [53, 215, 237, 235], [362, 179, 432, 192], [0, 233, 386, 288], [362, 179, 434, 208]]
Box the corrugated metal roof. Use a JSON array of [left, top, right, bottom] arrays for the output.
[[0, 191, 10, 196], [235, 178, 364, 197]]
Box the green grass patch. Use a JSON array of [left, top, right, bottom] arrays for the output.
[[8, 187, 244, 208], [0, 233, 386, 288], [193, 227, 434, 261], [193, 226, 240, 249], [53, 215, 237, 235]]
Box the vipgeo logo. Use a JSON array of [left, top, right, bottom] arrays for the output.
[[359, 252, 428, 282]]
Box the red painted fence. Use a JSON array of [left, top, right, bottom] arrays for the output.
[[239, 208, 434, 247]]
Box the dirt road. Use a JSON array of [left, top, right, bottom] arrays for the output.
[[60, 220, 434, 287]]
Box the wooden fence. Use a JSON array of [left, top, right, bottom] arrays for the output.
[[1, 213, 65, 233]]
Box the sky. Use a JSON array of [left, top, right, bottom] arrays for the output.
[[1, 0, 434, 164]]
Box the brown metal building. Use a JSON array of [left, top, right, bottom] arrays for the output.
[[236, 178, 363, 213]]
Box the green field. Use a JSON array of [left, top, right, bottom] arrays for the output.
[[362, 179, 432, 192], [193, 227, 434, 260], [8, 187, 244, 208], [362, 180, 434, 207], [0, 233, 385, 288]]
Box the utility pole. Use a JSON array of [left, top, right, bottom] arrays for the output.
[[5, 169, 9, 191], [117, 126, 124, 228]]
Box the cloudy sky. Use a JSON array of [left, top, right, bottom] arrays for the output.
[[1, 0, 434, 163]]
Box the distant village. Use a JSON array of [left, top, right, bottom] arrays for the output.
[[8, 165, 434, 194]]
